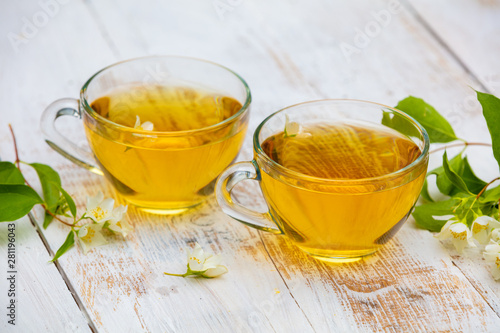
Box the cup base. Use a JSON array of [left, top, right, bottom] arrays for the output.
[[139, 207, 192, 215], [125, 197, 206, 215], [301, 248, 378, 264]]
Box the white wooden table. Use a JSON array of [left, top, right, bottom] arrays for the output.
[[1, 1, 500, 332]]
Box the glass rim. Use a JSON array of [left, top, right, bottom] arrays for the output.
[[79, 55, 252, 136], [253, 99, 430, 185]]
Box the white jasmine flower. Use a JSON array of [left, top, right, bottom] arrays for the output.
[[164, 243, 228, 279], [436, 220, 475, 252], [134, 115, 154, 131], [483, 242, 500, 280], [106, 205, 132, 237], [76, 223, 107, 254], [284, 114, 300, 137], [203, 264, 229, 278], [86, 192, 114, 223], [472, 216, 500, 244], [187, 243, 228, 278], [491, 228, 500, 243], [284, 114, 311, 139], [186, 242, 207, 271], [186, 243, 220, 272]]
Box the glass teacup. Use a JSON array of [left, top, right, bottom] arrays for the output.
[[41, 56, 251, 213], [216, 100, 429, 262]]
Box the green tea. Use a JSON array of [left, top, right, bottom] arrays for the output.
[[85, 85, 247, 212], [91, 85, 242, 132], [259, 121, 425, 259]]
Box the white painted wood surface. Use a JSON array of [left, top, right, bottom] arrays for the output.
[[0, 216, 91, 333], [407, 0, 500, 94], [0, 0, 499, 332]]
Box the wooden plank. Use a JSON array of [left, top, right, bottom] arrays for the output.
[[425, 146, 500, 318], [1, 1, 317, 328], [0, 0, 319, 330], [0, 214, 91, 332], [405, 0, 500, 94], [1, 0, 499, 331], [402, 0, 500, 320], [261, 226, 500, 332], [0, 0, 118, 331], [28, 157, 317, 332]]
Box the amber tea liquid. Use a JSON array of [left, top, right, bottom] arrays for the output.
[[84, 85, 247, 212], [260, 121, 426, 260]]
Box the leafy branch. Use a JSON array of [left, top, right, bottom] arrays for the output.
[[392, 91, 500, 280], [0, 125, 131, 261], [397, 92, 500, 230]]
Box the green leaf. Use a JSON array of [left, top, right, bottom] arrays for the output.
[[395, 96, 458, 143], [427, 153, 486, 196], [50, 231, 75, 262], [43, 213, 54, 229], [0, 184, 44, 222], [0, 162, 25, 184], [412, 197, 460, 232], [482, 204, 498, 220], [29, 163, 61, 208], [482, 184, 500, 202], [52, 183, 77, 218], [477, 91, 500, 170], [381, 110, 420, 138], [442, 151, 472, 195], [429, 153, 464, 196], [29, 163, 61, 228], [461, 156, 487, 194], [478, 198, 499, 219]]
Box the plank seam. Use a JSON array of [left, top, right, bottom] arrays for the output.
[[82, 0, 121, 60], [257, 232, 317, 333], [402, 0, 491, 93], [27, 212, 99, 333], [402, 0, 500, 320], [451, 260, 500, 319]]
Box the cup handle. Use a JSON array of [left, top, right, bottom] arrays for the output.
[[216, 161, 282, 234], [40, 98, 102, 175]]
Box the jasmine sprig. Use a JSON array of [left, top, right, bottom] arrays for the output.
[[0, 125, 132, 261], [399, 93, 500, 231], [391, 91, 500, 280], [164, 243, 228, 279], [50, 192, 131, 261]]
